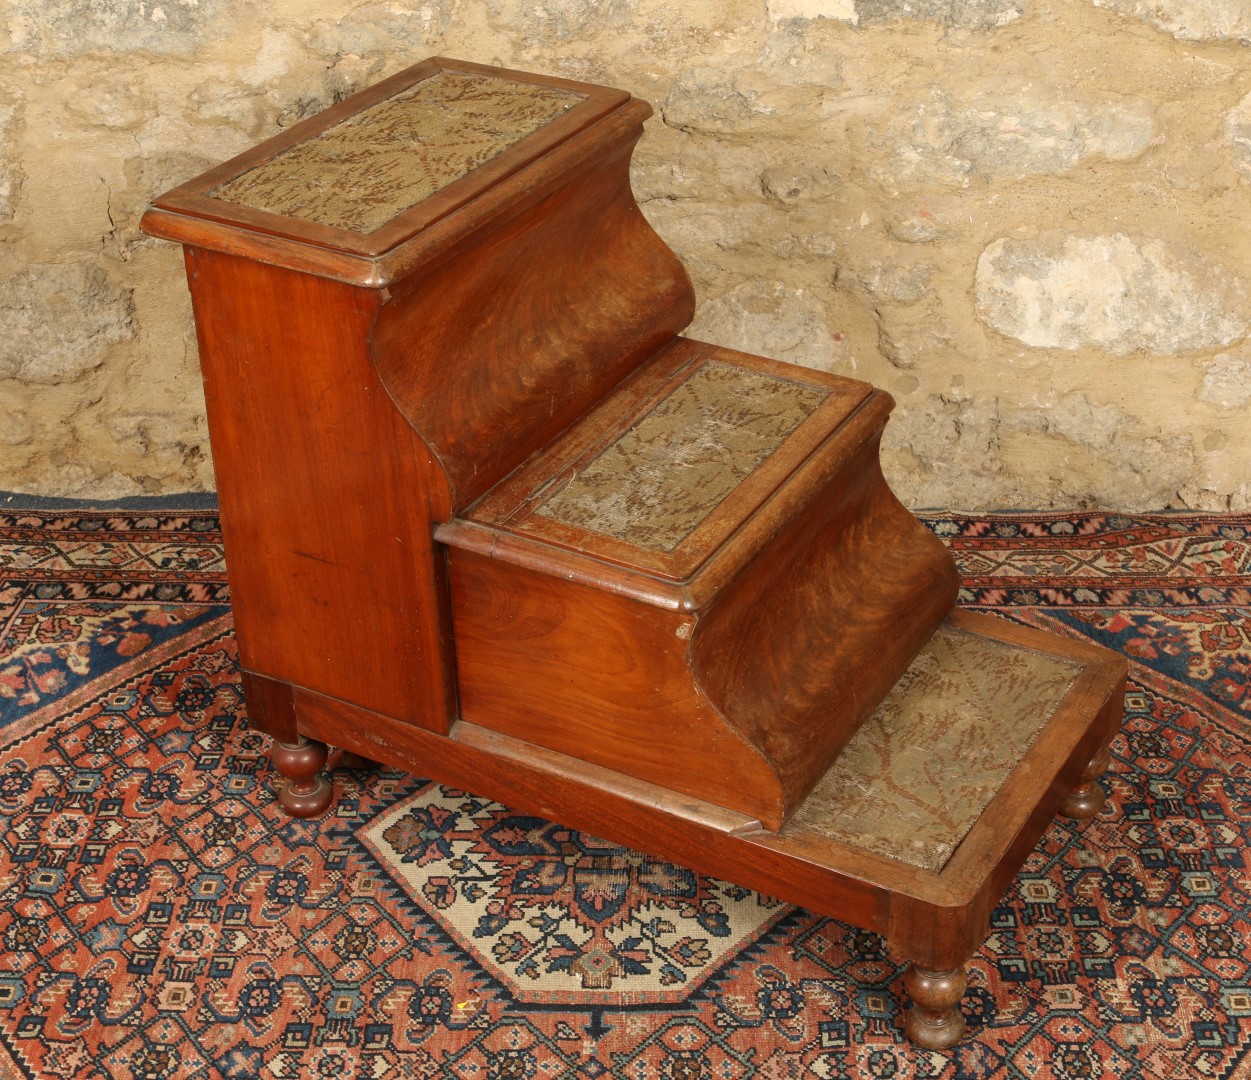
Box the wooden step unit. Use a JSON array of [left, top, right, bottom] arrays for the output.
[[142, 56, 1127, 1048], [438, 336, 957, 830]]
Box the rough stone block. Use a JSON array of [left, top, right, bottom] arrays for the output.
[[767, 0, 858, 21], [485, 0, 632, 43], [875, 91, 1156, 188], [888, 212, 943, 244], [120, 151, 216, 245], [663, 71, 770, 135], [1198, 351, 1251, 409], [6, 0, 231, 58], [1092, 0, 1251, 43], [63, 77, 152, 128], [17, 460, 145, 500], [760, 164, 843, 205], [872, 302, 954, 368], [975, 233, 1248, 355], [308, 3, 452, 59], [1227, 91, 1251, 183], [1019, 392, 1124, 451], [856, 0, 1025, 27], [855, 263, 934, 304], [0, 93, 17, 220], [690, 280, 844, 371], [0, 410, 33, 447], [884, 391, 1002, 497], [0, 262, 135, 383]]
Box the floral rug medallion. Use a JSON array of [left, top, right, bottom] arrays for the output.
[[363, 785, 790, 1006]]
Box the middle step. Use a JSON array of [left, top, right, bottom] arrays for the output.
[[436, 337, 958, 830]]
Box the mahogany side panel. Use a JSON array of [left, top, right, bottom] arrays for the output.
[[690, 426, 960, 814], [445, 546, 788, 825], [185, 247, 455, 730], [239, 669, 299, 742], [370, 115, 695, 511]]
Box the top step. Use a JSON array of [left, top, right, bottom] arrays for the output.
[[141, 58, 638, 282]]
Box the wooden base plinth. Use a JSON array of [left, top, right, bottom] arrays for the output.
[[276, 610, 1125, 1047]]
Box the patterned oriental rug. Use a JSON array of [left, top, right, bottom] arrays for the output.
[[0, 501, 1249, 1080]]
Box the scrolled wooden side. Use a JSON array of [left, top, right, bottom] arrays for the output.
[[690, 425, 960, 819], [371, 104, 696, 512]]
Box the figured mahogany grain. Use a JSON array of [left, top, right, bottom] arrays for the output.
[[369, 109, 694, 510], [448, 549, 788, 824], [690, 431, 958, 808], [440, 350, 956, 828]]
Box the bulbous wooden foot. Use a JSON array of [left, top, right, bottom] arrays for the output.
[[272, 736, 333, 818], [904, 964, 967, 1049], [1060, 745, 1112, 819]]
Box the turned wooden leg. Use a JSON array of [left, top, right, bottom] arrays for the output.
[[904, 963, 967, 1049], [271, 736, 334, 818], [1060, 745, 1112, 819]]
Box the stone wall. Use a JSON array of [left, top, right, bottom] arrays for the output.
[[1, 0, 1248, 509]]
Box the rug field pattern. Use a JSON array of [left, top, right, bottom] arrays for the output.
[[0, 508, 1248, 1079]]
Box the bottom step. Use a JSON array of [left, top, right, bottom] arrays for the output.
[[282, 610, 1127, 1048], [785, 619, 1091, 872]]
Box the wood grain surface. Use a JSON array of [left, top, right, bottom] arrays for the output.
[[441, 352, 957, 829], [690, 431, 959, 815], [183, 247, 456, 731], [447, 547, 788, 824], [370, 124, 694, 510]]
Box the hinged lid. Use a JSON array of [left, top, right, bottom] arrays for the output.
[[141, 57, 633, 284], [437, 338, 883, 607]]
